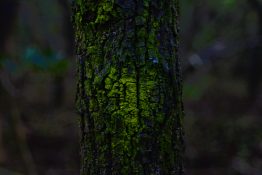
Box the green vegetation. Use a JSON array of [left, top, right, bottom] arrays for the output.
[[73, 0, 184, 174]]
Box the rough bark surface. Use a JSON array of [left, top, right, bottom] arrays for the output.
[[73, 0, 184, 174]]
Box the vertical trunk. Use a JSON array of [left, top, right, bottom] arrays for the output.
[[0, 0, 18, 53], [247, 0, 262, 100], [73, 0, 184, 174]]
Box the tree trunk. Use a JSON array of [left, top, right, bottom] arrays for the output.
[[0, 0, 18, 53], [72, 0, 184, 174]]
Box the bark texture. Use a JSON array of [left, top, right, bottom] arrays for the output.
[[73, 0, 184, 174]]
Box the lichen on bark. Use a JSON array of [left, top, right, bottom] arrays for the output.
[[73, 0, 184, 174]]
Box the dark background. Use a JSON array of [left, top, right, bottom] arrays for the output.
[[0, 0, 261, 174]]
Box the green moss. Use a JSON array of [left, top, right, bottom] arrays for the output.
[[73, 0, 184, 174]]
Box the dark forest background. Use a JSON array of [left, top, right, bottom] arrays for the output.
[[0, 0, 261, 174]]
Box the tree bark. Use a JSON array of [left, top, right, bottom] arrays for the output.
[[73, 0, 184, 174]]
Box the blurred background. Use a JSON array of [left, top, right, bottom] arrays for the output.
[[0, 0, 261, 175]]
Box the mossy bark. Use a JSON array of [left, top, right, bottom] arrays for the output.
[[73, 0, 184, 174]]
